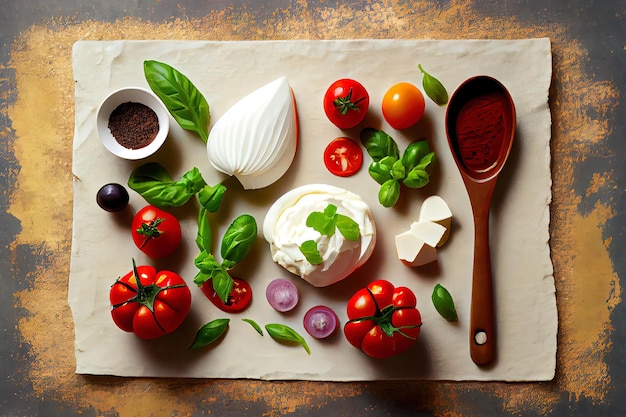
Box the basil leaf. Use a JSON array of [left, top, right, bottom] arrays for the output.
[[306, 206, 337, 236], [190, 318, 230, 349], [193, 270, 211, 287], [128, 162, 207, 208], [401, 141, 431, 172], [211, 268, 234, 303], [368, 160, 394, 185], [221, 214, 257, 265], [379, 179, 401, 208], [197, 183, 227, 213], [413, 151, 436, 172], [432, 284, 458, 322], [304, 204, 360, 242], [299, 240, 323, 265], [335, 214, 360, 241], [196, 207, 211, 252], [194, 250, 220, 272], [323, 204, 338, 217], [193, 251, 233, 302], [418, 64, 449, 106], [403, 168, 430, 188], [242, 318, 264, 336], [360, 128, 400, 161], [265, 323, 311, 355], [144, 60, 210, 143], [403, 151, 435, 188], [391, 159, 406, 180], [193, 251, 222, 284]]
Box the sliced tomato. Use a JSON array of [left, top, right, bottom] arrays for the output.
[[323, 137, 363, 177], [201, 276, 253, 313]]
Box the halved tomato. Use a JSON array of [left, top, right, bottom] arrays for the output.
[[323, 137, 363, 177]]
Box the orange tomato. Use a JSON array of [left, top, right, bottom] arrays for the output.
[[381, 82, 425, 129]]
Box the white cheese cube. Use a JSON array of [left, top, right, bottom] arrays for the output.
[[419, 195, 452, 246], [409, 220, 447, 248], [395, 230, 438, 266]]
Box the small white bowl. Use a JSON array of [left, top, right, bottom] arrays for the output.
[[97, 87, 170, 160]]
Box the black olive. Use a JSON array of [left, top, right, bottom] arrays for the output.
[[96, 183, 129, 212]]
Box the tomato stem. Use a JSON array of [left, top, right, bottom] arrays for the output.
[[136, 217, 165, 249], [333, 88, 366, 115], [346, 288, 421, 340]]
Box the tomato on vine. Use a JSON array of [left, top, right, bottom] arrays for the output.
[[323, 79, 370, 129], [131, 205, 182, 259], [110, 260, 191, 340], [344, 280, 422, 358]]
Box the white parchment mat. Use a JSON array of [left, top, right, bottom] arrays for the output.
[[69, 39, 555, 381]]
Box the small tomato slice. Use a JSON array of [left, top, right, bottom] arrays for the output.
[[202, 276, 252, 313], [110, 262, 191, 340], [323, 79, 370, 129], [323, 137, 363, 177], [382, 82, 425, 129], [131, 205, 182, 259]]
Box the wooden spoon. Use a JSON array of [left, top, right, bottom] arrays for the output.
[[445, 76, 516, 366]]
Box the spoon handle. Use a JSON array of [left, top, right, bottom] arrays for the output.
[[468, 182, 496, 366]]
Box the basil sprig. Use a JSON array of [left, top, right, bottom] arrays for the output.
[[265, 323, 311, 355], [194, 214, 257, 303], [298, 204, 360, 265], [418, 64, 449, 106], [128, 162, 226, 211], [360, 128, 435, 207], [144, 60, 210, 143], [432, 284, 458, 322], [190, 318, 230, 349]]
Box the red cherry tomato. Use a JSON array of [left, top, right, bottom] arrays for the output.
[[131, 205, 182, 259], [381, 82, 425, 129], [201, 276, 253, 313], [344, 280, 422, 358], [110, 262, 191, 340], [323, 137, 363, 177], [323, 79, 370, 129]]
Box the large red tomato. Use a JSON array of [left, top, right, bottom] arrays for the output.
[[323, 79, 370, 129], [110, 262, 191, 340], [344, 280, 422, 358], [131, 205, 181, 259]]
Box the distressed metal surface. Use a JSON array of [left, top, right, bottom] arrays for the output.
[[0, 0, 624, 415]]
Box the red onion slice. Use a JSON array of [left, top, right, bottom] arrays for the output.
[[265, 278, 299, 312], [303, 305, 339, 339]]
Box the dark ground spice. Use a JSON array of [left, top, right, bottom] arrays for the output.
[[108, 101, 159, 149]]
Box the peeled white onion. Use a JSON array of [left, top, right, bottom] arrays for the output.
[[207, 76, 298, 190]]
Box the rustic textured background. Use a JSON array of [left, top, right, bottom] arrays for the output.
[[1, 0, 624, 415]]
